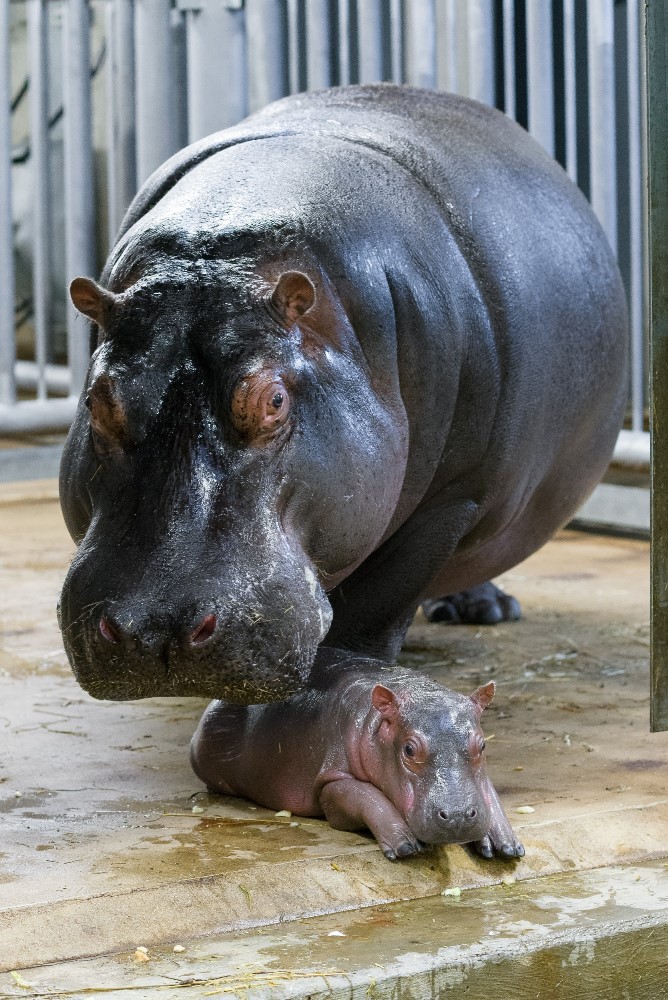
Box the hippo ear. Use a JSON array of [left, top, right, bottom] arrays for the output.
[[470, 681, 495, 713], [270, 271, 316, 325], [70, 277, 118, 329], [371, 684, 401, 723]]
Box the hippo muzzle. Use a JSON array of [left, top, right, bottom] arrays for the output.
[[406, 784, 492, 846], [58, 510, 333, 703]]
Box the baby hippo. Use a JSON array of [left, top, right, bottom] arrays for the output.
[[190, 649, 524, 861]]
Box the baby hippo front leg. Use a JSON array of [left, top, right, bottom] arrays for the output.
[[472, 775, 525, 859], [320, 778, 425, 861]]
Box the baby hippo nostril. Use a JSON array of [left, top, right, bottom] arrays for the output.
[[99, 614, 121, 644], [438, 809, 449, 821], [189, 613, 217, 646], [466, 807, 478, 820]]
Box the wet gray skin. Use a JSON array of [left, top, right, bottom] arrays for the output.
[[59, 84, 627, 703], [190, 648, 524, 860]]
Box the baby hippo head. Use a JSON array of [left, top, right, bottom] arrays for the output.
[[368, 679, 496, 846]]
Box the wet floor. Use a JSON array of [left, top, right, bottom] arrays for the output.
[[1, 488, 667, 981]]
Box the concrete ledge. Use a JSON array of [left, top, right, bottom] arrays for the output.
[[4, 859, 668, 999]]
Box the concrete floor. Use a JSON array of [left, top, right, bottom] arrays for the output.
[[1, 481, 667, 996]]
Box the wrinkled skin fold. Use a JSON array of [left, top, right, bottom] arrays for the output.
[[59, 84, 628, 703]]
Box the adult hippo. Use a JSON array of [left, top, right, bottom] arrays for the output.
[[59, 84, 628, 703]]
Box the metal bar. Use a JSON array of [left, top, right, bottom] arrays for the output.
[[455, 0, 469, 96], [306, 0, 333, 90], [135, 0, 180, 180], [587, 0, 617, 254], [438, 0, 459, 94], [627, 0, 644, 433], [63, 0, 96, 397], [526, 0, 555, 156], [389, 0, 402, 83], [467, 0, 494, 105], [502, 0, 515, 118], [648, 0, 668, 732], [0, 398, 79, 436], [185, 1, 247, 141], [405, 0, 437, 89], [0, 0, 16, 405], [338, 0, 350, 85], [357, 0, 383, 83], [563, 0, 577, 180], [106, 0, 137, 243], [247, 0, 288, 114], [27, 0, 50, 401], [287, 0, 302, 93], [15, 361, 70, 396]]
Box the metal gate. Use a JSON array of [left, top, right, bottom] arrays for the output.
[[0, 0, 650, 477]]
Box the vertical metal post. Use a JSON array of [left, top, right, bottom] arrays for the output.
[[247, 0, 289, 113], [563, 0, 577, 180], [455, 0, 470, 96], [526, 0, 555, 156], [587, 0, 617, 254], [467, 0, 494, 105], [135, 0, 180, 181], [405, 0, 437, 89], [287, 0, 302, 93], [502, 0, 515, 118], [627, 0, 644, 433], [357, 0, 383, 83], [306, 0, 333, 89], [437, 0, 459, 94], [648, 0, 668, 732], [106, 0, 137, 243], [63, 0, 96, 395], [0, 0, 15, 406], [185, 2, 247, 142], [27, 0, 50, 399], [338, 0, 350, 86], [389, 0, 403, 83]]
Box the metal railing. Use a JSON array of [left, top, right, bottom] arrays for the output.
[[0, 0, 650, 471]]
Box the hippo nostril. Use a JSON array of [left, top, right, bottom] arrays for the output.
[[466, 807, 477, 820], [189, 613, 217, 646], [99, 614, 121, 644], [438, 809, 449, 822]]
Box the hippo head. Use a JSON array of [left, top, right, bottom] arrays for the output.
[[365, 679, 495, 846], [58, 261, 407, 703]]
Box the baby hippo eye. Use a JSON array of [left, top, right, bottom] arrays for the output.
[[231, 372, 291, 444], [403, 742, 416, 758]]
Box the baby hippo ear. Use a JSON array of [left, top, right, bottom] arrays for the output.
[[270, 271, 316, 325], [371, 684, 401, 723], [70, 277, 118, 329], [470, 681, 495, 712]]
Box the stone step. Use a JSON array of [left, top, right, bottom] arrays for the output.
[[5, 858, 668, 999]]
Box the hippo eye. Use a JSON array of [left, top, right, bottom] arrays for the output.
[[480, 739, 486, 752], [231, 373, 291, 444], [403, 742, 416, 758]]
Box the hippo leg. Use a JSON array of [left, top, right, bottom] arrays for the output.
[[471, 777, 525, 860], [422, 582, 521, 626], [320, 778, 425, 860]]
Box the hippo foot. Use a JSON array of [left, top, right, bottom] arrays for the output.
[[382, 836, 427, 862], [471, 833, 525, 860], [422, 582, 521, 626]]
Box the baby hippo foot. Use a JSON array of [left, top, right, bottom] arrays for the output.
[[381, 830, 427, 862], [422, 582, 521, 626], [471, 777, 525, 860], [472, 831, 525, 860]]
